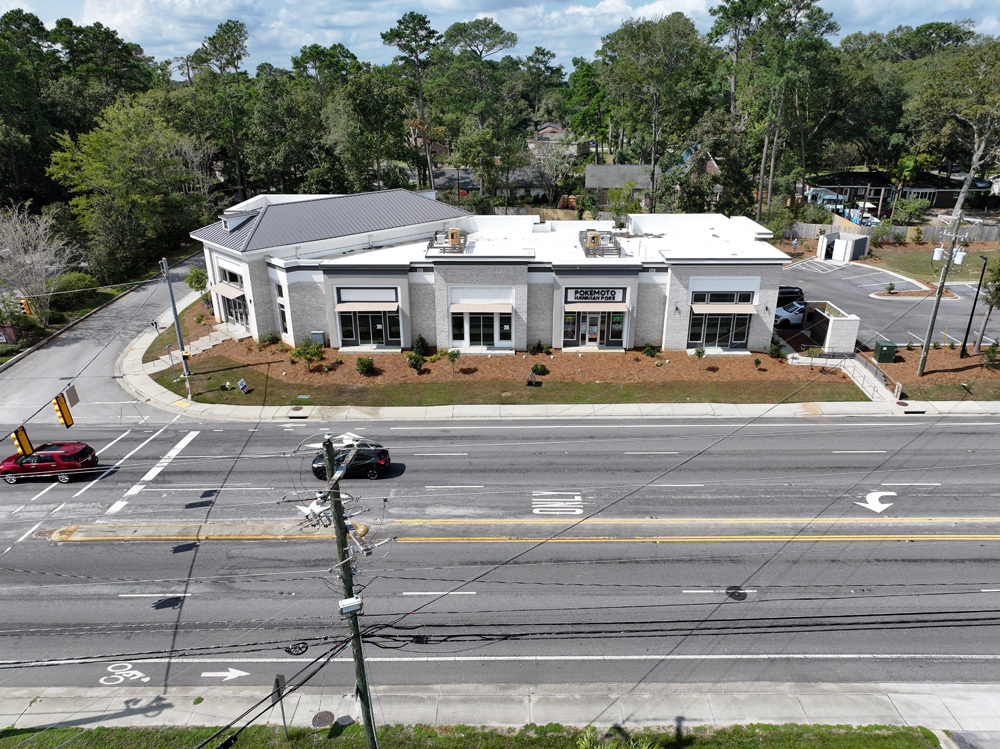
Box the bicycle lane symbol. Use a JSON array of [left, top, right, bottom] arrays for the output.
[[98, 662, 151, 685]]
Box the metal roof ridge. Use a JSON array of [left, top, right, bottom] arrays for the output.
[[239, 202, 268, 254]]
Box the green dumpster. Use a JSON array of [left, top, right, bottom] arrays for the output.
[[873, 340, 897, 363]]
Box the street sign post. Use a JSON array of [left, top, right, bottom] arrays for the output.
[[237, 378, 248, 394], [273, 674, 288, 739]]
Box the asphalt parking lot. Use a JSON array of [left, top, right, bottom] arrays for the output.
[[781, 257, 998, 350]]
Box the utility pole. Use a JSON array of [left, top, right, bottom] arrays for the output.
[[161, 257, 192, 398], [916, 214, 966, 377], [322, 437, 379, 749]]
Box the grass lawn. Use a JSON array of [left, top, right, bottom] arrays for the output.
[[153, 355, 866, 406], [0, 723, 943, 748], [870, 244, 1000, 284], [900, 380, 1000, 400]]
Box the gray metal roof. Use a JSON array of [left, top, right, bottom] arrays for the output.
[[191, 190, 471, 253], [585, 165, 661, 190]]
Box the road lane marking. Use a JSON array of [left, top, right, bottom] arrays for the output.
[[29, 484, 57, 502], [653, 484, 704, 487], [73, 419, 178, 497], [391, 516, 1000, 525], [401, 591, 476, 596], [683, 589, 758, 594], [415, 453, 468, 456], [97, 430, 132, 454], [123, 431, 200, 498], [118, 593, 190, 599], [883, 483, 940, 486], [426, 485, 483, 489], [51, 503, 65, 515], [15, 522, 41, 544], [399, 534, 1000, 543], [105, 500, 128, 515], [981, 589, 1000, 592], [153, 487, 274, 491], [833, 451, 886, 454], [11, 505, 24, 514], [626, 452, 679, 455]]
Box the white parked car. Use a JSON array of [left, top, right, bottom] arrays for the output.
[[774, 301, 806, 328]]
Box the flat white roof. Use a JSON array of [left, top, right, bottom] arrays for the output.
[[279, 212, 789, 268]]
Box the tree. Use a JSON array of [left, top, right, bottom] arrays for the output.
[[48, 95, 206, 282], [439, 18, 518, 127], [382, 13, 442, 189], [606, 179, 641, 227], [291, 42, 356, 111], [289, 341, 324, 371], [185, 267, 209, 296], [910, 41, 1000, 218], [192, 20, 250, 200], [0, 202, 76, 326], [522, 46, 564, 124], [973, 258, 1000, 355]]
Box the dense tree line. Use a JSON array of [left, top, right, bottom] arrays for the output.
[[1, 5, 998, 283]]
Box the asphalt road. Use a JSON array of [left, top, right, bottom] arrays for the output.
[[2, 417, 1000, 692], [781, 257, 999, 350]]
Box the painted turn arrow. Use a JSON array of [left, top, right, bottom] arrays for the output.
[[201, 668, 250, 681], [855, 491, 896, 513]]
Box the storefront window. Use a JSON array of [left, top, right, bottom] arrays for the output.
[[737, 292, 753, 304], [451, 313, 464, 341], [708, 292, 736, 304], [340, 312, 354, 341], [688, 313, 705, 347], [609, 313, 624, 341], [498, 314, 511, 342], [563, 314, 577, 340], [387, 313, 401, 341], [692, 292, 707, 304], [278, 305, 288, 334], [731, 315, 749, 344]]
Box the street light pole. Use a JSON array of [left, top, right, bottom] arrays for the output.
[[960, 256, 990, 358], [916, 214, 965, 377], [161, 257, 192, 398]]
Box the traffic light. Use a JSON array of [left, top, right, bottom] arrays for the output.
[[52, 392, 74, 428], [18, 297, 33, 316], [11, 426, 33, 456], [181, 350, 191, 361]]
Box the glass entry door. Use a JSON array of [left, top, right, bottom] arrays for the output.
[[469, 314, 495, 346], [224, 296, 248, 327], [580, 313, 600, 345], [357, 313, 385, 345], [704, 315, 734, 347]]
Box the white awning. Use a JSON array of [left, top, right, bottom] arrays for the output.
[[449, 303, 512, 313], [210, 282, 245, 300], [690, 304, 757, 314], [565, 302, 628, 312], [336, 302, 398, 312]]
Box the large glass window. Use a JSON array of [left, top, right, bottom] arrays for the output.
[[278, 305, 288, 334], [731, 315, 749, 344], [708, 292, 736, 304], [451, 313, 465, 342], [387, 313, 401, 341], [470, 314, 495, 346], [563, 314, 577, 340], [498, 314, 511, 342], [692, 292, 707, 304], [688, 314, 705, 347], [340, 312, 355, 341], [737, 292, 753, 304], [609, 313, 624, 341]]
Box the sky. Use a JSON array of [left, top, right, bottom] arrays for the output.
[[4, 0, 999, 75]]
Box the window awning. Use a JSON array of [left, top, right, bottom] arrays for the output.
[[336, 302, 398, 312], [449, 303, 512, 313], [565, 302, 628, 312], [690, 304, 757, 314], [210, 282, 245, 300]]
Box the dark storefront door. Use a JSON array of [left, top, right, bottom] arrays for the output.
[[704, 315, 734, 347], [357, 313, 385, 345], [469, 314, 495, 346]]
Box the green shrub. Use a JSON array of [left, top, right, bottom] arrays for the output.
[[0, 343, 25, 357], [753, 357, 762, 370], [260, 333, 279, 345], [949, 341, 956, 350], [406, 353, 425, 371], [885, 282, 895, 294], [49, 272, 99, 311], [289, 341, 323, 371], [912, 227, 924, 243], [334, 357, 342, 365], [642, 344, 659, 358], [48, 310, 67, 324], [531, 363, 549, 376], [194, 314, 203, 325], [892, 231, 906, 244], [767, 340, 786, 359], [694, 346, 705, 369], [894, 197, 930, 225], [870, 224, 890, 247], [413, 334, 430, 357], [906, 341, 914, 350], [984, 342, 999, 369], [185, 267, 209, 295], [356, 356, 376, 376], [446, 349, 461, 371], [933, 340, 941, 350]]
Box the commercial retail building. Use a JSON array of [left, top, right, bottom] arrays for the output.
[[191, 191, 791, 355]]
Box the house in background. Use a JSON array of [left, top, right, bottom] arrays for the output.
[[807, 171, 991, 213], [190, 190, 789, 356]]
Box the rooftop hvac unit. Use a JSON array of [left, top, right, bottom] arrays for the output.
[[586, 231, 601, 248], [447, 227, 461, 245]]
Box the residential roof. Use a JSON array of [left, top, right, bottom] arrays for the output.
[[809, 171, 989, 191], [585, 165, 661, 190], [191, 190, 471, 253]]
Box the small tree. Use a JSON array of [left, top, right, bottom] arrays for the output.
[[753, 357, 762, 371], [694, 346, 705, 369], [984, 341, 998, 369], [606, 179, 642, 228], [973, 259, 1000, 354], [446, 349, 460, 372], [289, 341, 324, 371], [531, 363, 548, 376], [413, 334, 430, 357], [885, 282, 896, 294], [356, 356, 376, 376], [185, 267, 209, 296]]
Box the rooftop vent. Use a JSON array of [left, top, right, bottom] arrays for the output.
[[579, 229, 623, 258]]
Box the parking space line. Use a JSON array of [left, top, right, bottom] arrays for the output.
[[907, 332, 925, 344], [15, 522, 41, 544]]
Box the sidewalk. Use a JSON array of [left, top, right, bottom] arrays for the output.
[[2, 682, 998, 737], [114, 292, 1000, 422]]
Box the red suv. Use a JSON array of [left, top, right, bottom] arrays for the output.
[[1, 443, 99, 484]]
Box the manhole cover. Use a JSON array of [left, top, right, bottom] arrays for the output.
[[312, 711, 335, 728], [726, 586, 747, 601], [291, 406, 304, 411], [896, 401, 909, 406]]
